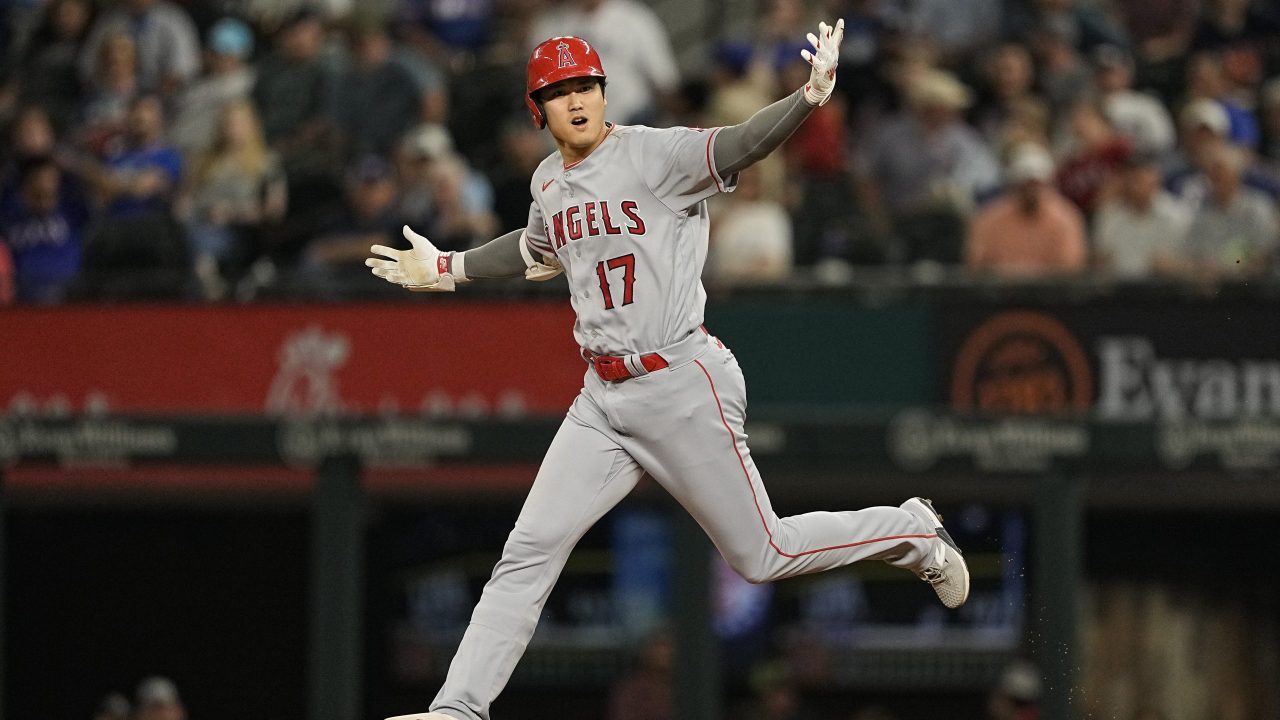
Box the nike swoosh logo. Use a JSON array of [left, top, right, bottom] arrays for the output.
[[541, 178, 555, 191]]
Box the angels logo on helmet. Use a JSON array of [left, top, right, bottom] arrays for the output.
[[556, 41, 576, 69]]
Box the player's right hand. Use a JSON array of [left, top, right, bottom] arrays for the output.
[[366, 225, 456, 292]]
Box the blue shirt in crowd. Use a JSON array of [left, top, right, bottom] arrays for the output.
[[103, 142, 182, 218], [0, 180, 89, 303]]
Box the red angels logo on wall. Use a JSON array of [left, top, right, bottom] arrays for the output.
[[557, 41, 577, 69]]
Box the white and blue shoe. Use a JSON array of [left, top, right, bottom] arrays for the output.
[[901, 497, 970, 609]]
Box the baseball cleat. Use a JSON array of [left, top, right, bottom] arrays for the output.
[[901, 497, 970, 609], [385, 714, 455, 720]]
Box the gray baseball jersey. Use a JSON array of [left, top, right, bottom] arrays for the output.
[[425, 124, 946, 720], [522, 123, 726, 355]]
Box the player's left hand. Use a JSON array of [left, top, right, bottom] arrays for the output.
[[801, 18, 844, 107], [365, 225, 458, 292]]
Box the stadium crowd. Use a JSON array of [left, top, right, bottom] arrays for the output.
[[1, 0, 1279, 304]]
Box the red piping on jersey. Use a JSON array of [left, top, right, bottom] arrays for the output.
[[705, 127, 724, 192], [563, 123, 616, 170], [693, 359, 937, 559]]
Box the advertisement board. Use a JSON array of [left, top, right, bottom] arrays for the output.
[[0, 303, 583, 416], [940, 299, 1280, 471]]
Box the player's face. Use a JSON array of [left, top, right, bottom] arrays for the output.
[[541, 77, 607, 153]]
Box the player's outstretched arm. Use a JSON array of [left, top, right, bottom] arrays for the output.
[[365, 226, 561, 292], [713, 18, 843, 177]]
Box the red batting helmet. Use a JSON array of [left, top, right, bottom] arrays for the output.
[[526, 36, 606, 129]]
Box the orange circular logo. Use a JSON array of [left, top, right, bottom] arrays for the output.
[[951, 311, 1092, 415]]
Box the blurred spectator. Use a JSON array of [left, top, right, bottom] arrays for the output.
[[392, 124, 440, 229], [904, 0, 1001, 68], [332, 22, 421, 159], [1191, 0, 1280, 91], [1184, 142, 1278, 279], [254, 9, 336, 173], [1055, 99, 1132, 216], [967, 142, 1087, 277], [5, 0, 94, 130], [74, 94, 187, 299], [3, 105, 59, 191], [1026, 21, 1092, 113], [987, 660, 1042, 720], [393, 123, 497, 251], [421, 154, 499, 252], [706, 166, 793, 284], [302, 154, 404, 292], [134, 676, 185, 720], [854, 69, 1001, 265], [1167, 99, 1280, 208], [92, 691, 131, 720], [254, 9, 341, 239], [1094, 152, 1191, 278], [1003, 0, 1130, 55], [1167, 97, 1233, 189], [1092, 45, 1176, 157], [0, 156, 89, 303], [440, 36, 529, 176], [395, 0, 496, 62], [822, 0, 897, 122], [179, 98, 286, 299], [605, 629, 674, 720], [388, 26, 448, 125], [489, 121, 552, 232], [528, 0, 680, 125], [974, 43, 1044, 153], [169, 17, 257, 163], [1114, 0, 1196, 68], [91, 94, 182, 219], [79, 32, 140, 154], [1185, 51, 1260, 149], [78, 0, 200, 95]]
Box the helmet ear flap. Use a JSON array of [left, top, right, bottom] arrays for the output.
[[525, 93, 547, 129]]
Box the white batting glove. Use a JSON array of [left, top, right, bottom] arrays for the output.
[[801, 18, 844, 107], [365, 225, 463, 292]]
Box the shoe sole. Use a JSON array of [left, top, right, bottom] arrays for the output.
[[903, 497, 971, 609]]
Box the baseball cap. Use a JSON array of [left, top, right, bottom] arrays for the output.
[[136, 676, 181, 706], [1180, 98, 1230, 136], [209, 17, 253, 58], [1005, 142, 1055, 183], [908, 70, 972, 110], [405, 124, 454, 161]]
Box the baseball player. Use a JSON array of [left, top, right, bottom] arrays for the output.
[[369, 21, 969, 720]]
